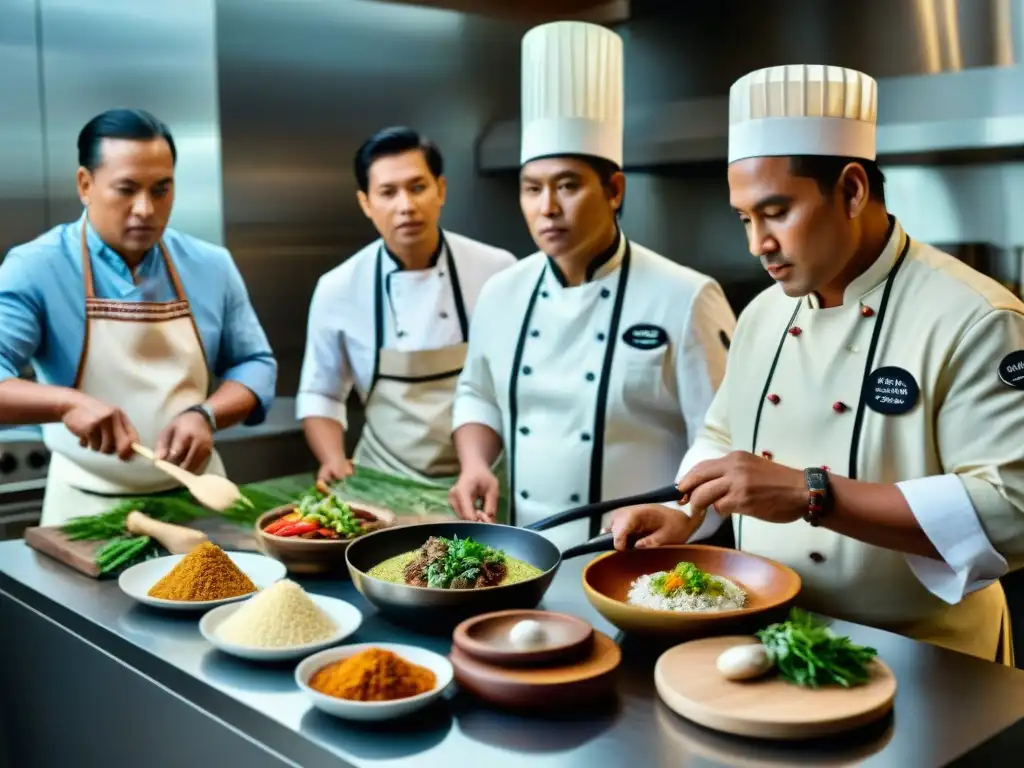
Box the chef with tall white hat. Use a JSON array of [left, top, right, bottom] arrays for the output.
[[449, 21, 737, 549], [609, 64, 1024, 664]]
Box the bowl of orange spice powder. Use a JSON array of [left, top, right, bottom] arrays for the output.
[[295, 642, 453, 721]]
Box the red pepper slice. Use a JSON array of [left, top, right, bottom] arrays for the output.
[[317, 527, 339, 539], [263, 511, 301, 534], [273, 520, 319, 537]]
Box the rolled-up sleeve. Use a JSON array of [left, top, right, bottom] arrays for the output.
[[216, 253, 277, 425], [0, 251, 44, 382], [902, 308, 1024, 603], [452, 288, 504, 436], [296, 277, 353, 428]]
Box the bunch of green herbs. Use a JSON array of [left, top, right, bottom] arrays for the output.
[[755, 607, 879, 688], [425, 534, 505, 589]]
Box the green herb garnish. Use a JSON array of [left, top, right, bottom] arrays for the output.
[[756, 608, 879, 688], [424, 535, 505, 589], [650, 561, 725, 598]]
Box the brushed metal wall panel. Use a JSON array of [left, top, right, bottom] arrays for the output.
[[37, 0, 224, 245], [0, 0, 46, 259]]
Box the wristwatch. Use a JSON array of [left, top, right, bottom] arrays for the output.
[[183, 403, 217, 432], [803, 467, 832, 527]]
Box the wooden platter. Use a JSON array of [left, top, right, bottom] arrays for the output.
[[654, 636, 896, 740], [450, 629, 621, 710]]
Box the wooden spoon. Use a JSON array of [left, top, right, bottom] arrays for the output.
[[131, 443, 247, 512], [125, 511, 208, 554]]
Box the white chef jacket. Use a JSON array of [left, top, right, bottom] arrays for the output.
[[453, 232, 737, 551], [674, 217, 1024, 661], [297, 230, 516, 427]]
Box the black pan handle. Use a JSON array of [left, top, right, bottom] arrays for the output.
[[523, 484, 683, 533], [559, 532, 616, 560]]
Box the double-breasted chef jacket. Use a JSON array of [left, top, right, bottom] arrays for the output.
[[678, 217, 1024, 663], [297, 230, 516, 483], [453, 230, 738, 551]]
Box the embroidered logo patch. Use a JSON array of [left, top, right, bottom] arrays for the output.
[[622, 323, 668, 350], [864, 366, 919, 415], [999, 350, 1024, 390]]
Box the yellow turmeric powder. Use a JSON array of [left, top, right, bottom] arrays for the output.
[[308, 648, 436, 701]]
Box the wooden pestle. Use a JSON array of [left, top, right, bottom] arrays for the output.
[[125, 511, 208, 555]]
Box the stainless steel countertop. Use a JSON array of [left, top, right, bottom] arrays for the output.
[[3, 538, 1024, 767]]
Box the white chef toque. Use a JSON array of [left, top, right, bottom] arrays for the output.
[[728, 64, 878, 164], [520, 21, 624, 167]]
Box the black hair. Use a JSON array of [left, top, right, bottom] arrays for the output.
[[77, 108, 177, 172], [789, 155, 886, 204], [354, 126, 444, 193]]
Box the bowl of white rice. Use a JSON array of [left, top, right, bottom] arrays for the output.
[[581, 545, 801, 640]]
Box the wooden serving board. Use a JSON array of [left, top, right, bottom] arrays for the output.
[[654, 635, 896, 740], [23, 517, 259, 579]]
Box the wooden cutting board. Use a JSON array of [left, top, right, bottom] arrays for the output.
[[24, 517, 259, 579], [654, 635, 896, 740]]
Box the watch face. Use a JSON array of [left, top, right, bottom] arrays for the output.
[[805, 468, 827, 490]]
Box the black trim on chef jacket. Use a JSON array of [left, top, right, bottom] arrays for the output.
[[545, 228, 621, 287], [739, 232, 912, 550], [507, 240, 633, 539], [368, 231, 469, 393]]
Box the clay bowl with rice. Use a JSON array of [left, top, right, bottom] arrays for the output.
[[256, 482, 397, 575], [581, 544, 802, 640]]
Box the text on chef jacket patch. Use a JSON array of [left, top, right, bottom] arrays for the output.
[[622, 323, 668, 350]]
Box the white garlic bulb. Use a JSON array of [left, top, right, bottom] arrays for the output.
[[716, 643, 773, 681]]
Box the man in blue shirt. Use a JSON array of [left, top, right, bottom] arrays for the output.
[[0, 108, 277, 525]]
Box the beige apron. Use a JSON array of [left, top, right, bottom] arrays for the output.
[[738, 231, 1013, 666], [39, 223, 225, 526], [351, 243, 507, 513]]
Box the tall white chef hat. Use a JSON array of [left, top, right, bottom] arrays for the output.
[[520, 21, 624, 167], [728, 64, 878, 164]]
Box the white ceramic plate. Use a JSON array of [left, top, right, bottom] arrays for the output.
[[295, 642, 453, 722], [199, 594, 363, 661], [118, 551, 286, 611]]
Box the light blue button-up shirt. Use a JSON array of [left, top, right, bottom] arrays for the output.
[[0, 214, 277, 425]]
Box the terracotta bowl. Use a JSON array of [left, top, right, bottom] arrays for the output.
[[582, 544, 801, 640], [254, 503, 397, 576], [452, 609, 594, 668]]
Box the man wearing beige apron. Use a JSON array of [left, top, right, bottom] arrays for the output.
[[0, 109, 277, 525], [297, 126, 515, 502], [609, 65, 1024, 665]]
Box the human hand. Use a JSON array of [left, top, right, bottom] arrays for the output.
[[449, 462, 500, 522], [675, 450, 807, 524], [317, 455, 354, 485], [607, 503, 705, 550], [61, 392, 138, 461], [155, 410, 213, 473]]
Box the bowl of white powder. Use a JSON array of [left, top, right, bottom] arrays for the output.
[[199, 579, 363, 661]]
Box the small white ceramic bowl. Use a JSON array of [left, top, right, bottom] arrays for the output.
[[118, 551, 286, 611], [199, 594, 363, 661], [295, 642, 453, 721]]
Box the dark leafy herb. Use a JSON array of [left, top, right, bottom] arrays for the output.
[[755, 608, 879, 688], [424, 535, 505, 589]]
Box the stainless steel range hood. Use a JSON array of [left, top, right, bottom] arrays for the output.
[[478, 0, 1024, 171]]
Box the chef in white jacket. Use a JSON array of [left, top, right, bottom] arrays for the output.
[[610, 64, 1024, 664], [297, 126, 515, 487], [449, 21, 737, 549]]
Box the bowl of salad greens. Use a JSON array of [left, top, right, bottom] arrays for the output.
[[255, 481, 397, 575]]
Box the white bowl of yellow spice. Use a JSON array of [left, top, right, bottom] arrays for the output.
[[118, 541, 286, 611], [296, 642, 453, 722], [200, 580, 363, 661]]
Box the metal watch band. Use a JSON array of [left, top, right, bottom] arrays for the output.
[[803, 467, 831, 527]]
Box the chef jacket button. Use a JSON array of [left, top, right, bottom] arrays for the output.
[[597, 332, 606, 342], [788, 326, 802, 336], [522, 365, 533, 375], [570, 493, 580, 503], [541, 290, 550, 298], [860, 304, 875, 318], [585, 372, 595, 382], [809, 552, 826, 564], [832, 401, 848, 413], [520, 490, 529, 499], [440, 311, 449, 319], [519, 426, 530, 435], [439, 270, 445, 277], [767, 393, 780, 405], [846, 344, 859, 353], [581, 432, 591, 442], [530, 329, 540, 338], [600, 288, 611, 299], [397, 330, 407, 338]]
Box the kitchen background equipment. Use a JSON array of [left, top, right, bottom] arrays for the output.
[[654, 635, 897, 740]]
